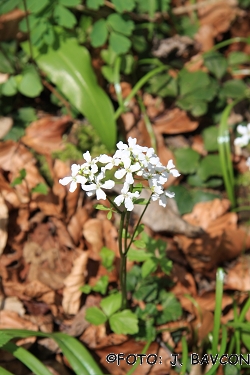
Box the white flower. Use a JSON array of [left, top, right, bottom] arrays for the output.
[[114, 184, 140, 211], [138, 147, 159, 167], [82, 151, 99, 174], [247, 157, 250, 169], [116, 137, 148, 157], [99, 154, 121, 170], [166, 160, 180, 177], [115, 159, 141, 184], [81, 173, 115, 200], [234, 124, 250, 147], [59, 164, 87, 193], [158, 190, 175, 207]]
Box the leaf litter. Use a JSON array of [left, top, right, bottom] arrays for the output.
[[1, 2, 250, 374]]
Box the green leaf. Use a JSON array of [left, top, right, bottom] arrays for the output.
[[0, 0, 19, 15], [133, 239, 146, 248], [30, 19, 48, 45], [2, 342, 54, 375], [0, 49, 15, 73], [107, 210, 112, 220], [174, 147, 200, 174], [54, 5, 77, 28], [134, 224, 144, 237], [204, 51, 228, 79], [100, 247, 115, 270], [100, 292, 121, 317], [202, 125, 219, 151], [156, 292, 182, 324], [109, 310, 139, 334], [110, 32, 131, 55], [127, 249, 151, 262], [220, 79, 247, 99], [11, 168, 26, 186], [92, 275, 109, 294], [197, 154, 222, 181], [242, 332, 250, 351], [111, 0, 135, 12], [224, 364, 240, 375], [90, 19, 108, 47], [0, 366, 14, 375], [0, 332, 12, 347], [25, 0, 49, 13], [79, 284, 92, 294], [191, 101, 207, 117], [85, 307, 107, 325], [31, 183, 48, 195], [179, 69, 210, 96], [95, 204, 110, 211], [228, 51, 250, 66], [18, 65, 43, 98], [43, 25, 55, 45], [22, 33, 116, 151], [58, 0, 81, 6], [86, 0, 104, 10], [2, 76, 17, 96], [160, 259, 172, 275], [107, 14, 134, 36], [147, 74, 177, 98], [141, 258, 157, 278], [188, 174, 223, 188]]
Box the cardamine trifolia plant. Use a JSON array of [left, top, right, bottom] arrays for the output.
[[59, 137, 180, 311]]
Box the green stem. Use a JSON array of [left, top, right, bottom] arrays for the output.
[[137, 95, 157, 151], [118, 212, 127, 310], [114, 65, 168, 120], [126, 194, 152, 255], [212, 268, 224, 356]]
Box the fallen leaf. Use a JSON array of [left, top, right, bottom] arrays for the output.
[[0, 296, 25, 316], [153, 107, 199, 134], [0, 194, 8, 255], [62, 250, 89, 315], [83, 219, 104, 260], [0, 117, 13, 139], [21, 116, 71, 155], [225, 257, 250, 291], [0, 310, 37, 330]]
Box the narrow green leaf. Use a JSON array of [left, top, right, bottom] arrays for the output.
[[22, 33, 116, 150], [0, 333, 12, 348], [0, 366, 15, 375], [100, 292, 121, 317], [90, 19, 108, 47], [95, 204, 110, 211], [2, 342, 54, 375], [107, 210, 112, 220], [85, 307, 107, 325], [109, 310, 139, 334]]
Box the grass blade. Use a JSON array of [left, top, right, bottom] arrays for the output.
[[2, 342, 54, 375], [0, 366, 15, 375], [212, 268, 224, 356]]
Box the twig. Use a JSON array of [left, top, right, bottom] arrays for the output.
[[42, 79, 72, 118]]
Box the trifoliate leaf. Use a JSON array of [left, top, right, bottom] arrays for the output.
[[85, 307, 107, 325], [109, 310, 139, 334]]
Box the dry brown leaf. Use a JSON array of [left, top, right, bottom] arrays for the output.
[[175, 199, 250, 272], [21, 116, 71, 155], [0, 117, 13, 139], [225, 257, 250, 291], [67, 207, 89, 245], [0, 194, 8, 255], [0, 9, 25, 41], [143, 93, 165, 118], [83, 219, 104, 260], [153, 107, 199, 134], [0, 310, 38, 330], [0, 296, 25, 316], [62, 250, 89, 315]]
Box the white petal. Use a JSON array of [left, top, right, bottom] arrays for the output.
[[115, 169, 126, 179], [71, 164, 80, 176], [123, 158, 131, 169], [99, 154, 112, 163], [83, 151, 91, 162], [125, 197, 134, 211], [82, 183, 96, 191], [101, 180, 115, 189], [69, 181, 77, 193], [170, 169, 181, 177], [159, 195, 167, 207], [121, 182, 130, 193], [130, 162, 141, 172], [166, 160, 175, 170], [114, 195, 124, 206], [125, 172, 134, 184], [96, 188, 106, 200], [86, 190, 95, 196], [247, 157, 250, 168], [59, 176, 72, 186], [237, 125, 248, 135], [164, 190, 175, 198], [76, 175, 87, 184]]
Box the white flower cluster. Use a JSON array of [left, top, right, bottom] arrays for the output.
[[234, 124, 250, 169], [59, 137, 180, 211], [234, 124, 250, 148]]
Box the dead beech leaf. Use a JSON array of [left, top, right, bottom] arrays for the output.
[[175, 199, 250, 272], [0, 194, 8, 255], [21, 116, 71, 155], [83, 219, 104, 260], [225, 257, 250, 291], [0, 311, 37, 330], [0, 117, 13, 139], [0, 296, 25, 316], [153, 107, 199, 134], [62, 251, 89, 315]]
